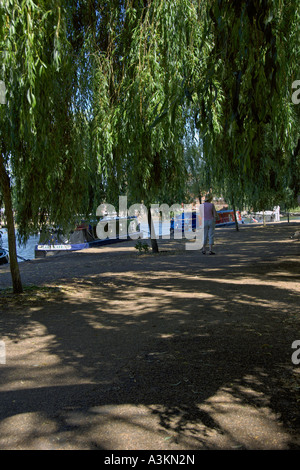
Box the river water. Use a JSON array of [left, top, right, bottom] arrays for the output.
[[0, 229, 39, 262], [0, 222, 170, 262], [0, 221, 177, 262]]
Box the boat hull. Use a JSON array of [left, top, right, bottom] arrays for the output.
[[34, 234, 139, 258], [0, 249, 9, 265], [34, 216, 142, 258], [172, 209, 242, 231]]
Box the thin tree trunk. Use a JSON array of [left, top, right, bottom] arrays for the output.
[[232, 202, 239, 231], [0, 154, 23, 293], [147, 207, 159, 253]]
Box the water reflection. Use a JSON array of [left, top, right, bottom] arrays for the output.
[[0, 229, 39, 262]]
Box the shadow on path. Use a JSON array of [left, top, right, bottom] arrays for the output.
[[0, 223, 299, 449]]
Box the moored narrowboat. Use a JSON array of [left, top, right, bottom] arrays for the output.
[[34, 216, 141, 258]]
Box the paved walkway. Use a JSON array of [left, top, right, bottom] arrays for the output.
[[0, 223, 299, 450]]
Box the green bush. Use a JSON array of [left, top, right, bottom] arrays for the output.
[[135, 241, 150, 253]]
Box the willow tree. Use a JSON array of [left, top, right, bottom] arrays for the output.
[[74, 0, 197, 252], [0, 1, 93, 292], [185, 0, 300, 214], [119, 1, 194, 249]]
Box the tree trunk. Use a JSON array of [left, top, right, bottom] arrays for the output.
[[147, 207, 159, 253], [232, 202, 239, 231], [0, 154, 23, 293]]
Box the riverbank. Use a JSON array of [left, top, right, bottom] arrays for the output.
[[0, 222, 299, 450]]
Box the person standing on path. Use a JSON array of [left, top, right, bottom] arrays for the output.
[[202, 194, 217, 255], [273, 205, 280, 222]]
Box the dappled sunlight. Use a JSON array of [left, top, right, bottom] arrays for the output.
[[198, 388, 289, 450], [201, 275, 299, 288], [0, 223, 299, 449], [0, 411, 59, 450], [1, 261, 298, 393]]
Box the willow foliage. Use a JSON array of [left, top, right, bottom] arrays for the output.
[[1, 0, 299, 236], [188, 0, 300, 209], [80, 0, 199, 207], [0, 0, 94, 241]]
